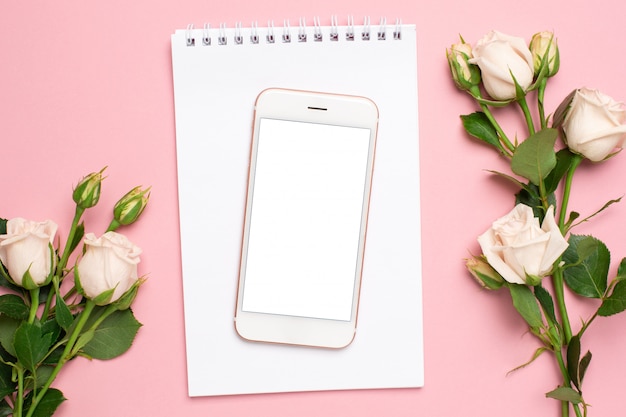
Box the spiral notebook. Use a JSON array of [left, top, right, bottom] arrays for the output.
[[171, 17, 423, 397]]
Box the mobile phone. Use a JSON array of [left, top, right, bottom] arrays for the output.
[[235, 88, 378, 348]]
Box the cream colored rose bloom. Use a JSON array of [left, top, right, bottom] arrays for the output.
[[0, 218, 57, 287], [478, 204, 568, 285], [469, 30, 534, 100], [561, 88, 626, 162], [76, 232, 141, 304]]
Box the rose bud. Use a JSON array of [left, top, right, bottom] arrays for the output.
[[553, 88, 626, 162], [446, 38, 481, 91], [466, 255, 504, 290], [0, 218, 57, 289], [529, 31, 560, 77], [75, 232, 142, 305], [477, 204, 568, 285], [113, 186, 151, 227], [73, 168, 106, 209], [469, 30, 534, 100]]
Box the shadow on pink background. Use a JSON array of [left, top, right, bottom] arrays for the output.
[[2, 0, 626, 415]]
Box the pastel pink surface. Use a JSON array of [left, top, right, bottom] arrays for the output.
[[2, 1, 626, 416]]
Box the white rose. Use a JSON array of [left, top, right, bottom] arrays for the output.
[[469, 30, 534, 100], [478, 204, 568, 285], [0, 218, 57, 287], [76, 232, 141, 304], [561, 88, 626, 162]]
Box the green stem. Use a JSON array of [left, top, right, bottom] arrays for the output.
[[554, 350, 569, 417], [552, 153, 583, 347], [578, 311, 598, 340], [25, 300, 95, 417], [14, 367, 24, 417], [40, 291, 53, 322], [537, 78, 548, 130], [42, 205, 85, 320], [553, 267, 573, 344], [559, 155, 583, 233], [469, 86, 515, 153], [28, 289, 39, 324], [554, 349, 584, 417], [56, 206, 85, 277], [480, 103, 515, 152], [106, 219, 121, 233], [517, 95, 536, 136]]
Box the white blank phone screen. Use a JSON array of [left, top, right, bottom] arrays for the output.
[[242, 118, 371, 321]]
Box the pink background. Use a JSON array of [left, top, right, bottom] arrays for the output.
[[2, 0, 626, 416]]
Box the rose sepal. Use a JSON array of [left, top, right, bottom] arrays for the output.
[[19, 269, 39, 291], [524, 272, 543, 287], [466, 255, 504, 290], [90, 288, 116, 306], [551, 89, 577, 129], [74, 267, 115, 306], [112, 278, 146, 311]]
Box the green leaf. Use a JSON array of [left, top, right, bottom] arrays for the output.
[[563, 235, 610, 298], [511, 128, 557, 185], [54, 293, 73, 331], [24, 364, 54, 391], [546, 386, 583, 404], [515, 183, 556, 221], [579, 350, 592, 387], [509, 284, 543, 331], [41, 319, 61, 348], [544, 149, 575, 194], [598, 279, 626, 316], [0, 263, 21, 293], [0, 360, 15, 398], [13, 322, 54, 372], [461, 112, 502, 150], [0, 315, 20, 357], [0, 399, 12, 417], [24, 388, 66, 417], [567, 335, 581, 390], [67, 222, 85, 256], [0, 294, 29, 320], [534, 285, 558, 325], [617, 257, 626, 280], [81, 309, 142, 360], [0, 219, 6, 235]]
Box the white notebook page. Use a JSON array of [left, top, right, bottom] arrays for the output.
[[171, 20, 423, 396]]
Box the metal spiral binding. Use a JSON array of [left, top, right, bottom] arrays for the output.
[[313, 17, 322, 42], [184, 17, 403, 47], [330, 15, 339, 41], [393, 18, 402, 40], [282, 20, 291, 43], [266, 21, 275, 44], [203, 23, 211, 45], [185, 24, 195, 46], [377, 17, 386, 40], [361, 16, 370, 41], [345, 16, 354, 41], [218, 23, 227, 45], [234, 22, 243, 45], [250, 22, 259, 44]]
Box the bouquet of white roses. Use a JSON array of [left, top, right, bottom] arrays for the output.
[[0, 168, 149, 417], [448, 31, 626, 416]]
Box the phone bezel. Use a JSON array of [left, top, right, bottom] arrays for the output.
[[234, 88, 379, 349]]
